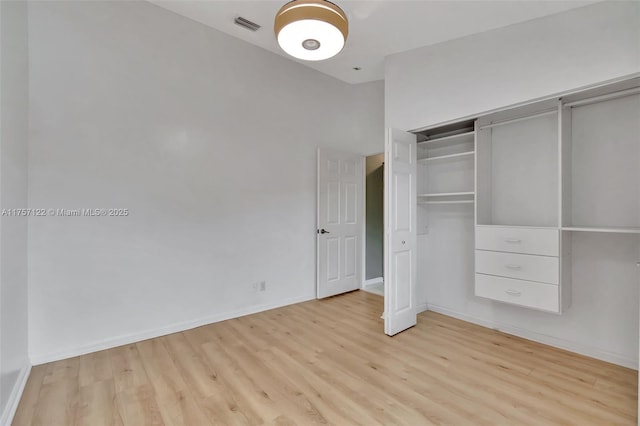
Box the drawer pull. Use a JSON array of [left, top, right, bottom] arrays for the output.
[[505, 264, 522, 270], [505, 289, 522, 296], [505, 238, 522, 243]]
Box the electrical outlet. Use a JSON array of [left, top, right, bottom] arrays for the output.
[[251, 281, 267, 292]]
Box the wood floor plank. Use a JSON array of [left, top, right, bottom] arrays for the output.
[[12, 365, 47, 426], [136, 337, 213, 426], [155, 389, 213, 426], [241, 313, 407, 425], [109, 344, 151, 393], [262, 306, 496, 425], [202, 322, 332, 425], [161, 333, 219, 400], [13, 291, 638, 425], [115, 384, 164, 426], [79, 351, 113, 388], [199, 340, 286, 424], [135, 338, 187, 401], [415, 315, 603, 386], [280, 307, 507, 425], [31, 377, 79, 426], [42, 356, 80, 385], [595, 373, 639, 400], [74, 379, 122, 426], [260, 345, 386, 426], [183, 327, 268, 426]]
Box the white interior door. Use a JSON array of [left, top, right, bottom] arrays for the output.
[[317, 148, 364, 299], [384, 128, 417, 335]]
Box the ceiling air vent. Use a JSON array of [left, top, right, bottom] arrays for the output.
[[234, 16, 261, 32]]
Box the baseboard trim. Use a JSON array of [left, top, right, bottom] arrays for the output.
[[30, 294, 315, 365], [362, 277, 383, 289], [424, 303, 638, 370], [0, 362, 31, 426]]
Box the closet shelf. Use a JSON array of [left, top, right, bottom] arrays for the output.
[[419, 200, 474, 205], [418, 192, 475, 198], [419, 151, 475, 163], [562, 226, 640, 234], [419, 130, 474, 146], [476, 224, 558, 230]]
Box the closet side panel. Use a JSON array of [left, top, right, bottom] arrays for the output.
[[475, 127, 492, 225]]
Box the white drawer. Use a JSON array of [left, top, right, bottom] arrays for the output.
[[476, 226, 559, 256], [475, 274, 559, 312], [475, 250, 559, 284]]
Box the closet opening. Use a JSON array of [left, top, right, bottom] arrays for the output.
[[414, 120, 476, 315]]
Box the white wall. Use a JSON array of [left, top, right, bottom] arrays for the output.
[[352, 80, 385, 145], [28, 1, 384, 363], [387, 1, 640, 367], [0, 1, 30, 423], [385, 1, 640, 131]]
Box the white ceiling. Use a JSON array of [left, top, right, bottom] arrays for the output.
[[150, 0, 597, 84]]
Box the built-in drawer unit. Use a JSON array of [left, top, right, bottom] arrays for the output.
[[475, 250, 559, 285], [474, 226, 564, 313], [475, 274, 559, 312], [476, 226, 559, 256]]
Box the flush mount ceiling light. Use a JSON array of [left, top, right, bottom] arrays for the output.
[[274, 0, 348, 61]]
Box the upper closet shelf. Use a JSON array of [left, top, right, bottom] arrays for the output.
[[418, 191, 474, 205], [476, 224, 558, 230], [418, 191, 474, 198], [562, 226, 640, 235], [419, 200, 474, 205], [418, 151, 475, 163], [418, 130, 474, 150]]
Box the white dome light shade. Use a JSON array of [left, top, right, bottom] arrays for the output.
[[274, 0, 348, 61], [277, 19, 345, 61]]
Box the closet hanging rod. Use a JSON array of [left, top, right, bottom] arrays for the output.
[[478, 109, 557, 131], [563, 87, 640, 108]]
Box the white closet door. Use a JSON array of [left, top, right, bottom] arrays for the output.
[[384, 128, 417, 336]]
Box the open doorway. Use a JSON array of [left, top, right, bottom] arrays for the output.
[[363, 153, 384, 296]]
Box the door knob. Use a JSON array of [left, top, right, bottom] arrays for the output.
[[319, 229, 330, 234]]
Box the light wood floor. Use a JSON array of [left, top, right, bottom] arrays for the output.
[[14, 291, 638, 425]]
